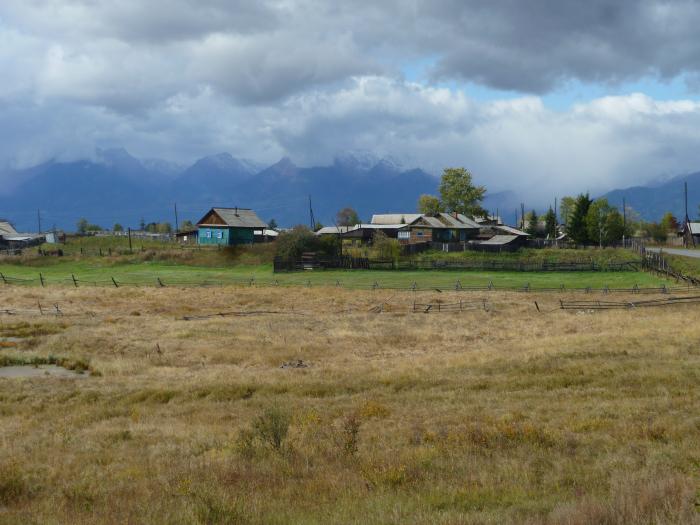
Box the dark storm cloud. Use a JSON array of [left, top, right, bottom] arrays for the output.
[[423, 0, 700, 92], [3, 1, 700, 200]]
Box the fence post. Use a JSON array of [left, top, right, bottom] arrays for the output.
[[111, 277, 119, 288], [157, 277, 165, 287], [39, 273, 45, 287], [71, 274, 78, 288], [38, 302, 43, 315]]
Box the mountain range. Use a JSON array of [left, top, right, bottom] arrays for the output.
[[1, 147, 695, 232], [600, 172, 700, 223], [0, 149, 445, 231]]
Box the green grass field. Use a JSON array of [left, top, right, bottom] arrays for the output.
[[0, 259, 673, 290]]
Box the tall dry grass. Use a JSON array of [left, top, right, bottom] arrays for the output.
[[0, 284, 697, 524]]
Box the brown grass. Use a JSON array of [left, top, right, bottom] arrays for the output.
[[0, 285, 698, 524]]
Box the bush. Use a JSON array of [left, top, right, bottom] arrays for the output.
[[252, 406, 290, 451], [275, 226, 323, 260]]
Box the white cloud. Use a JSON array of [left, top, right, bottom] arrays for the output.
[[2, 1, 700, 203]]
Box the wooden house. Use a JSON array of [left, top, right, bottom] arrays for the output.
[[196, 207, 267, 246], [370, 213, 480, 245]]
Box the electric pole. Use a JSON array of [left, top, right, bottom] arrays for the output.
[[174, 203, 179, 233], [309, 195, 316, 230], [37, 209, 42, 233], [622, 197, 627, 248]]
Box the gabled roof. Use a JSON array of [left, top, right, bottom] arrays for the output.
[[0, 221, 18, 237], [371, 214, 422, 225], [492, 225, 529, 236], [315, 226, 354, 235], [479, 235, 519, 245], [371, 212, 480, 229], [685, 222, 700, 235], [197, 207, 267, 228], [437, 213, 481, 229]]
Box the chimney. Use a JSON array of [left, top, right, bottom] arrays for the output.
[[235, 206, 239, 216], [453, 211, 458, 219]]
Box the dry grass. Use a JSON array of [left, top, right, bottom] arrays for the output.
[[0, 284, 698, 524]]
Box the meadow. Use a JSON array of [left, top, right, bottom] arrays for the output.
[[0, 284, 698, 524], [0, 240, 672, 291]]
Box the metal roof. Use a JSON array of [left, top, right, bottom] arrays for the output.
[[493, 225, 529, 236], [371, 214, 422, 225], [688, 222, 700, 235], [437, 213, 481, 229], [199, 208, 267, 228], [0, 221, 18, 237], [315, 226, 354, 235], [479, 235, 519, 245]]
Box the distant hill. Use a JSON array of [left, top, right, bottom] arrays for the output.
[[599, 171, 700, 222], [0, 149, 441, 231]]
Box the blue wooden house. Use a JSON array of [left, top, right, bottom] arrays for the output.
[[196, 207, 268, 246]]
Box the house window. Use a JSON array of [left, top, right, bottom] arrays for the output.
[[416, 230, 424, 237], [398, 231, 410, 239], [216, 230, 223, 239], [205, 230, 212, 238], [183, 235, 188, 242]]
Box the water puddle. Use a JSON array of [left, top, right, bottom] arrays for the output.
[[0, 365, 89, 379]]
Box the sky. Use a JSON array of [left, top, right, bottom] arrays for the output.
[[3, 0, 700, 202]]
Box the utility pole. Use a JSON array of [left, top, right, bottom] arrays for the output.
[[309, 195, 316, 230], [520, 203, 525, 230], [174, 203, 179, 233], [128, 227, 133, 253], [37, 209, 42, 233], [684, 181, 689, 222], [622, 197, 627, 248]]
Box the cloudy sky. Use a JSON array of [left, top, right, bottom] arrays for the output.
[[3, 0, 700, 200]]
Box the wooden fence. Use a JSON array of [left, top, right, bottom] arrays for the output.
[[274, 256, 640, 273]]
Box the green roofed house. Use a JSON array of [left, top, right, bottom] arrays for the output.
[[196, 207, 268, 246]]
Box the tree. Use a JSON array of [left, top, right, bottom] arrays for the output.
[[155, 222, 172, 234], [268, 218, 278, 230], [180, 220, 194, 231], [275, 226, 324, 259], [568, 193, 593, 245], [660, 212, 679, 233], [139, 217, 146, 231], [76, 218, 89, 234], [586, 199, 614, 247], [544, 207, 557, 239], [336, 207, 360, 226], [559, 196, 576, 225], [645, 222, 668, 244], [605, 209, 625, 244], [438, 167, 486, 217], [113, 223, 123, 232], [417, 194, 443, 215], [525, 210, 539, 237]]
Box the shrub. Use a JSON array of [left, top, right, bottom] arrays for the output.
[[340, 414, 361, 456], [0, 463, 29, 505], [252, 406, 290, 451], [275, 226, 323, 260]]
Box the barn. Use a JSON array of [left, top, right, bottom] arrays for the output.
[[196, 207, 267, 246]]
